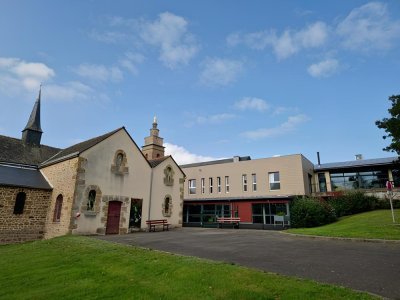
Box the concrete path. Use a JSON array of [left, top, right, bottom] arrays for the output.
[[96, 228, 400, 299]]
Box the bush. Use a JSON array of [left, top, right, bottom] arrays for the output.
[[290, 197, 336, 228], [328, 191, 378, 217]]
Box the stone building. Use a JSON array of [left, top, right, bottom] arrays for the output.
[[0, 90, 185, 244]]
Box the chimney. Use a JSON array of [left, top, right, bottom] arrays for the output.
[[355, 154, 363, 160], [317, 152, 321, 166], [233, 156, 240, 163]]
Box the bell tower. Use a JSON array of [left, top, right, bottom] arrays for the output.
[[142, 116, 165, 160]]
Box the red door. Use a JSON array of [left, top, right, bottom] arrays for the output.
[[106, 201, 122, 234]]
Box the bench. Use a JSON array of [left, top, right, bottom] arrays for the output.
[[146, 219, 170, 232], [216, 217, 240, 229]]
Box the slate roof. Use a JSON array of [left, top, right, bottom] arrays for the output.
[[0, 165, 52, 190], [148, 156, 170, 168], [41, 127, 124, 166], [23, 89, 42, 133], [315, 156, 399, 171], [181, 156, 251, 168], [0, 135, 60, 166]]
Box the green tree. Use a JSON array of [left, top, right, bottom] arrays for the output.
[[376, 95, 400, 154]]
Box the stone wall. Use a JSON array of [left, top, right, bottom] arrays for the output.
[[41, 157, 80, 239], [0, 186, 52, 244]]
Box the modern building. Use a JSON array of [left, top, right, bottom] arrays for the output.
[[181, 153, 399, 229], [312, 156, 398, 196], [0, 90, 184, 244], [181, 154, 315, 229]]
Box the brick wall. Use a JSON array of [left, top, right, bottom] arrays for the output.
[[0, 186, 52, 244], [41, 157, 80, 239]]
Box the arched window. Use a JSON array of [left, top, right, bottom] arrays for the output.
[[53, 194, 63, 222], [88, 190, 96, 211], [13, 192, 26, 215]]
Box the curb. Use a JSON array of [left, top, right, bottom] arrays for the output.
[[279, 231, 400, 244]]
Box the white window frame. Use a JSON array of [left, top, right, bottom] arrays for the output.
[[209, 177, 213, 193], [252, 173, 257, 192], [242, 174, 248, 192], [201, 178, 205, 194], [217, 177, 221, 193], [269, 172, 280, 190], [225, 176, 230, 193], [188, 179, 196, 194]]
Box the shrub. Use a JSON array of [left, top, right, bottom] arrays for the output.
[[290, 197, 336, 228], [328, 191, 378, 217]]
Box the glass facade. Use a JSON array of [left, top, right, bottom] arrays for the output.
[[184, 204, 231, 224], [330, 169, 388, 191], [252, 203, 289, 225]]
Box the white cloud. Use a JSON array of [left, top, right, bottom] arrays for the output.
[[337, 2, 400, 51], [234, 97, 269, 112], [195, 113, 236, 124], [227, 21, 328, 60], [241, 114, 309, 140], [307, 59, 339, 78], [75, 64, 123, 82], [0, 57, 107, 102], [0, 57, 55, 92], [140, 12, 199, 69], [200, 57, 243, 86], [165, 142, 221, 165], [119, 52, 145, 75]]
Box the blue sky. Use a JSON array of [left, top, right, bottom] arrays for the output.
[[1, 1, 399, 164]]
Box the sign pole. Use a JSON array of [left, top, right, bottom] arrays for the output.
[[386, 181, 396, 224]]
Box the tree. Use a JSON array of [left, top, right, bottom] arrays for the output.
[[376, 95, 400, 154]]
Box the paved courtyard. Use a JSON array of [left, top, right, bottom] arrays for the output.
[[96, 228, 400, 299]]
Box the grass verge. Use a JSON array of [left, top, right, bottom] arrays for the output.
[[0, 235, 377, 299], [287, 209, 400, 240]]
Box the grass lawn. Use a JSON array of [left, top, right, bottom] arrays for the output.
[[0, 236, 377, 300], [287, 209, 400, 240]]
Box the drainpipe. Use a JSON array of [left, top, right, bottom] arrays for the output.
[[147, 168, 154, 223]]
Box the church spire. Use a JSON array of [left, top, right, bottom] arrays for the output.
[[22, 87, 43, 146]]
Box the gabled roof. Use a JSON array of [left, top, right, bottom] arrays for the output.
[[41, 127, 124, 166], [315, 156, 399, 171], [0, 135, 60, 166], [148, 155, 185, 176], [148, 156, 170, 168], [0, 164, 52, 190]]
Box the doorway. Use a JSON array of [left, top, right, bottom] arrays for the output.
[[129, 198, 143, 229], [106, 201, 122, 234]]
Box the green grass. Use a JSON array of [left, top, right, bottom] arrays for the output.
[[0, 236, 376, 300], [287, 209, 400, 240]]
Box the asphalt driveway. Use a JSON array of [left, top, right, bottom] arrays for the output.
[[96, 228, 400, 299]]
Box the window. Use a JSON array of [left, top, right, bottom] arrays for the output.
[[201, 178, 205, 194], [269, 172, 280, 190], [188, 179, 196, 194], [242, 174, 248, 192], [87, 190, 96, 210], [217, 177, 221, 193], [318, 173, 327, 192], [13, 192, 26, 214], [209, 177, 213, 193], [252, 174, 257, 191], [53, 194, 63, 222], [225, 176, 230, 193], [163, 196, 171, 217]]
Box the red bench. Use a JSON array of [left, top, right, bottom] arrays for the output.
[[216, 217, 240, 228], [146, 219, 170, 232]]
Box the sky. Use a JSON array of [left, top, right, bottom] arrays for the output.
[[0, 0, 400, 165]]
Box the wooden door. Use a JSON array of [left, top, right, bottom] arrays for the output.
[[106, 201, 122, 234]]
